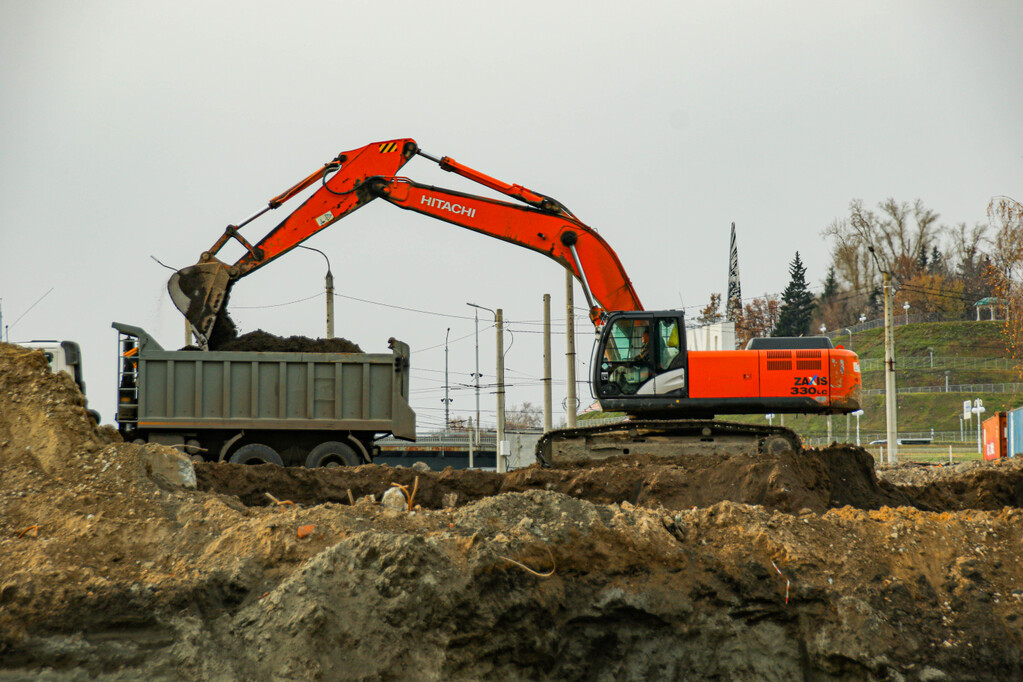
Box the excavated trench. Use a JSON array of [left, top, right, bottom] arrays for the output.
[[4, 341, 1023, 681]]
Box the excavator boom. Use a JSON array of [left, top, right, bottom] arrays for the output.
[[169, 138, 640, 344]]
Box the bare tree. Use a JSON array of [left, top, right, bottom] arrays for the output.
[[506, 402, 542, 429], [823, 198, 943, 288], [986, 197, 1023, 373]]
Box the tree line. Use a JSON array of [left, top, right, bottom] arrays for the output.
[[700, 196, 1023, 348]]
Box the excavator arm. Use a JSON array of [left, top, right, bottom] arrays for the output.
[[361, 177, 642, 317], [169, 138, 642, 346]]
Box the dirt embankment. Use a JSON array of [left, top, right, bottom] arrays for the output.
[[2, 341, 1023, 680]]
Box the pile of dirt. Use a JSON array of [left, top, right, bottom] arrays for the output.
[[194, 445, 913, 514], [211, 329, 362, 353], [3, 341, 1023, 680], [878, 458, 1023, 511]]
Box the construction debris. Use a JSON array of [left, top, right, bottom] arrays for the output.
[[3, 341, 1023, 680]]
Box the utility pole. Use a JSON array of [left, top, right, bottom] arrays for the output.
[[543, 294, 553, 433], [467, 304, 482, 458], [882, 266, 899, 464], [868, 245, 898, 465], [496, 308, 506, 473], [565, 270, 578, 427], [325, 269, 335, 339], [468, 302, 504, 471], [442, 328, 451, 434]]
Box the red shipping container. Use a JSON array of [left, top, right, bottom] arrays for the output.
[[983, 413, 1007, 460]]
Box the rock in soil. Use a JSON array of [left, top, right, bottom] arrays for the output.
[[3, 341, 1023, 681]]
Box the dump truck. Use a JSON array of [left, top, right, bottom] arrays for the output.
[[113, 322, 415, 466]]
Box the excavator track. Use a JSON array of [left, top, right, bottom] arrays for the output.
[[535, 419, 802, 468]]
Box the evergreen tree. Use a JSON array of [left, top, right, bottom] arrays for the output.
[[820, 266, 839, 303], [773, 252, 816, 336]]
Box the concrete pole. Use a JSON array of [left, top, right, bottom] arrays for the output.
[[443, 328, 451, 434], [325, 270, 335, 339], [473, 309, 480, 455], [543, 294, 553, 433], [565, 270, 578, 428], [496, 309, 506, 473], [883, 271, 899, 465], [827, 415, 833, 443]]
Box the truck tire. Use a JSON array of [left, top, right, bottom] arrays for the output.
[[229, 443, 284, 466], [305, 441, 361, 468]]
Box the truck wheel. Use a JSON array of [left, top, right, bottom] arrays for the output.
[[305, 441, 361, 468], [230, 443, 284, 466]]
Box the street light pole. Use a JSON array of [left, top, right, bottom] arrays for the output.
[[298, 245, 334, 338]]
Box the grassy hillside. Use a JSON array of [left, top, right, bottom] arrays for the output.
[[846, 320, 1008, 361]]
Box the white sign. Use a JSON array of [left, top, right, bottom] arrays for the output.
[[964, 400, 973, 421]]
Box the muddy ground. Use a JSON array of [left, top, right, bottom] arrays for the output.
[[2, 341, 1023, 681]]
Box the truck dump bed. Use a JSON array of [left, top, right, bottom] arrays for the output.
[[113, 323, 414, 462]]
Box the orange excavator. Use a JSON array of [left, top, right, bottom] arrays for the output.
[[169, 138, 862, 464]]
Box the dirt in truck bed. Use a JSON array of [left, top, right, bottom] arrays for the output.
[[210, 329, 363, 353], [201, 301, 362, 353], [3, 341, 1023, 681]]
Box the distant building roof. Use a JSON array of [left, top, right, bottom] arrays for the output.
[[974, 297, 1006, 307]]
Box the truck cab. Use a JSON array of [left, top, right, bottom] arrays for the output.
[[19, 340, 100, 423]]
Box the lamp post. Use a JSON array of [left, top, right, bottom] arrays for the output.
[[972, 399, 986, 455], [903, 301, 910, 325], [844, 328, 853, 349], [852, 409, 864, 446], [298, 245, 334, 338], [859, 313, 867, 324], [468, 302, 506, 472]]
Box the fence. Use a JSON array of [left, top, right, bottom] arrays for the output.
[[826, 311, 964, 339], [861, 382, 1023, 396], [858, 356, 1020, 372]]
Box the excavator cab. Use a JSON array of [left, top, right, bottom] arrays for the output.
[[595, 311, 688, 407]]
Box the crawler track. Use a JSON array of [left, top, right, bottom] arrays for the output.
[[536, 419, 803, 467]]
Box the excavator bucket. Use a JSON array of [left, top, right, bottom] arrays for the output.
[[168, 261, 231, 344]]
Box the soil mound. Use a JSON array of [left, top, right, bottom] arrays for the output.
[[4, 342, 1023, 680], [194, 445, 912, 514]]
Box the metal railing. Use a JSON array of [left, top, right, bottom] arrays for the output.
[[826, 311, 968, 338], [861, 382, 1023, 396], [858, 356, 1020, 372]]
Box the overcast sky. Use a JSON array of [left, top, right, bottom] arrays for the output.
[[2, 1, 1021, 431]]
